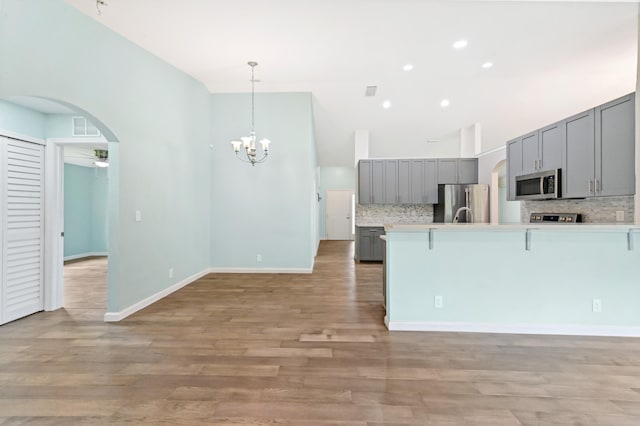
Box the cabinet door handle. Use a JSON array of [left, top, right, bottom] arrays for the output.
[[595, 179, 600, 193], [538, 159, 542, 169], [588, 180, 593, 193], [534, 159, 538, 169]]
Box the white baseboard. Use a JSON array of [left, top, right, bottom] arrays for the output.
[[103, 268, 210, 322], [385, 321, 640, 337], [207, 267, 312, 274], [64, 252, 108, 261]]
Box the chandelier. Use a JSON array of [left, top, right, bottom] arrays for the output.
[[230, 61, 271, 166]]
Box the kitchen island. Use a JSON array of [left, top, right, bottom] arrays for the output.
[[384, 223, 640, 336]]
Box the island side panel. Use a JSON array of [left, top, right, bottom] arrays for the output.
[[385, 228, 640, 335]]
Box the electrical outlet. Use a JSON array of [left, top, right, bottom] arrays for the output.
[[616, 211, 625, 222], [168, 268, 174, 278], [257, 254, 262, 262], [434, 295, 443, 309], [592, 298, 602, 313]]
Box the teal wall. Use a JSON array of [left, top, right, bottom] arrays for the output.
[[318, 167, 355, 239], [45, 114, 78, 138], [64, 164, 108, 257], [0, 99, 45, 138], [0, 0, 211, 312], [210, 93, 317, 270], [386, 228, 640, 329]]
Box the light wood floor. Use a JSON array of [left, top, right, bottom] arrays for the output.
[[63, 257, 108, 310], [1, 241, 640, 425]]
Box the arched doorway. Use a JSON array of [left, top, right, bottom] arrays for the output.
[[0, 95, 119, 322]]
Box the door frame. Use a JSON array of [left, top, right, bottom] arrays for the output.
[[44, 137, 109, 311], [325, 189, 354, 240]]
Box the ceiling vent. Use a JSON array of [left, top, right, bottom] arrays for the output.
[[72, 116, 100, 137], [365, 86, 377, 97]]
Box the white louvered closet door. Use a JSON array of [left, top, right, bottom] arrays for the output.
[[1, 137, 45, 325]]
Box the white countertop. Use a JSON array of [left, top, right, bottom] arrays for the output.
[[384, 223, 640, 232]]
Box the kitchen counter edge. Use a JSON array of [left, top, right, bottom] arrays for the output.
[[384, 223, 640, 232]]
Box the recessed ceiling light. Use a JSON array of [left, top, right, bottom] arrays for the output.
[[440, 99, 450, 108], [482, 62, 494, 69], [403, 64, 413, 71], [453, 40, 468, 49], [382, 100, 391, 109]]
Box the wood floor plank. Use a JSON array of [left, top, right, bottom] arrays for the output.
[[1, 241, 640, 424]]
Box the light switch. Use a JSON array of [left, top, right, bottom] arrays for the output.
[[135, 210, 142, 222]]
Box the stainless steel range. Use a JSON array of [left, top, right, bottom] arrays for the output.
[[529, 213, 582, 223]]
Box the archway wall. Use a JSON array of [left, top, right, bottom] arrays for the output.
[[0, 0, 212, 312]]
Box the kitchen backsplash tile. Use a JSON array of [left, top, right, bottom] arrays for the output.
[[521, 196, 634, 223], [356, 204, 434, 226]]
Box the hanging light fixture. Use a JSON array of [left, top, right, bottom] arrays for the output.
[[230, 61, 271, 166]]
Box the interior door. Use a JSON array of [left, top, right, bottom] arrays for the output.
[[1, 137, 45, 325], [326, 189, 353, 240]]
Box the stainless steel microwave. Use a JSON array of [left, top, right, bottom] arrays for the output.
[[515, 169, 560, 200]]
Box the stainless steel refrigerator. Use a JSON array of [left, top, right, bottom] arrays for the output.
[[434, 184, 489, 223]]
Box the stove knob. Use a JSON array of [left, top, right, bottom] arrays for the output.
[[566, 217, 572, 222]]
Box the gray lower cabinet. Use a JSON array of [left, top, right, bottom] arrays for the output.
[[437, 158, 478, 184], [355, 226, 385, 262]]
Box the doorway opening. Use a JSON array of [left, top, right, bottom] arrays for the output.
[[325, 189, 354, 240], [0, 96, 119, 323]]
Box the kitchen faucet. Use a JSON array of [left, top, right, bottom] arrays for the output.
[[453, 206, 473, 223]]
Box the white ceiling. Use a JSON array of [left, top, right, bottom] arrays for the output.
[[65, 0, 638, 166]]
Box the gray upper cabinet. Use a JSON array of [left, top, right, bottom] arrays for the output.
[[520, 124, 562, 175], [358, 159, 385, 204], [397, 160, 411, 204], [563, 109, 596, 198], [384, 160, 398, 204], [508, 92, 634, 200], [358, 157, 477, 205], [539, 122, 562, 172], [438, 158, 478, 184], [521, 132, 539, 174], [458, 158, 478, 184], [437, 159, 458, 184], [596, 93, 635, 197], [409, 159, 438, 203], [506, 139, 523, 201], [423, 160, 438, 202], [358, 160, 372, 204]]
